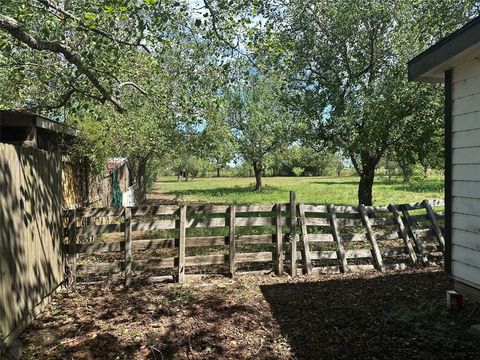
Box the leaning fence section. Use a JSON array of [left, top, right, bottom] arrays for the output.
[[63, 195, 445, 285]]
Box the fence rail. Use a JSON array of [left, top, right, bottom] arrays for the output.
[[64, 192, 445, 285]]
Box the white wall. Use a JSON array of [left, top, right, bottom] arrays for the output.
[[452, 59, 480, 288]]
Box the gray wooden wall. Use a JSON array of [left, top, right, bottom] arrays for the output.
[[0, 143, 64, 347]]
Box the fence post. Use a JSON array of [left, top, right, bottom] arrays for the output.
[[389, 204, 417, 265], [400, 205, 429, 266], [67, 209, 77, 286], [298, 203, 312, 274], [358, 204, 384, 272], [177, 205, 186, 283], [423, 200, 446, 254], [229, 204, 236, 277], [328, 204, 349, 273], [124, 207, 132, 287], [275, 203, 284, 275], [290, 191, 297, 277]]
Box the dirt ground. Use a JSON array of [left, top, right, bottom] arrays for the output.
[[21, 268, 480, 360]]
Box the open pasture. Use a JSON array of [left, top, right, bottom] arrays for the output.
[[151, 176, 444, 205]]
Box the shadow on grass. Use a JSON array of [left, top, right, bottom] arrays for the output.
[[260, 271, 479, 360], [162, 185, 284, 200], [392, 179, 444, 194]]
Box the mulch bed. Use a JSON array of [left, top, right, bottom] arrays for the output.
[[21, 268, 480, 359]]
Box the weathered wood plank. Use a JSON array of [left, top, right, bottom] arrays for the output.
[[131, 205, 179, 216], [400, 206, 429, 266], [68, 209, 77, 284], [389, 204, 417, 265], [334, 206, 359, 214], [345, 249, 372, 259], [187, 205, 229, 214], [359, 204, 384, 272], [124, 208, 132, 287], [304, 233, 368, 242], [77, 262, 123, 275], [298, 203, 312, 275], [235, 204, 287, 212], [229, 205, 236, 277], [133, 258, 175, 270], [304, 218, 330, 226], [301, 204, 329, 213], [237, 234, 277, 244], [235, 217, 274, 227], [178, 206, 186, 283], [74, 207, 124, 218], [308, 250, 337, 260], [424, 200, 446, 254], [328, 205, 349, 273], [76, 223, 123, 236], [364, 205, 390, 213], [186, 217, 226, 228], [236, 252, 273, 263], [304, 233, 334, 242], [131, 219, 177, 231], [275, 203, 284, 275], [395, 201, 426, 211], [185, 254, 227, 266], [290, 191, 297, 277]]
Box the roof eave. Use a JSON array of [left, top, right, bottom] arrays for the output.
[[408, 16, 480, 82]]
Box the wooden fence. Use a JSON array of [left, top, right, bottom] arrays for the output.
[[64, 193, 445, 286], [0, 144, 64, 347]]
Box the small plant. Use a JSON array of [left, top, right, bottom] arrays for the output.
[[292, 167, 304, 177]]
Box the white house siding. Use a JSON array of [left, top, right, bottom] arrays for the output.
[[452, 59, 480, 288]]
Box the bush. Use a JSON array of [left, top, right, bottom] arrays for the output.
[[292, 167, 304, 177]]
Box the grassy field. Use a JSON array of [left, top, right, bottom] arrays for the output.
[[151, 175, 444, 205]]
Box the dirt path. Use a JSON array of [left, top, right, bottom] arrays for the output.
[[21, 268, 480, 359]]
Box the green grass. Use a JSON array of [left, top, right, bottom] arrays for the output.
[[153, 175, 444, 205]]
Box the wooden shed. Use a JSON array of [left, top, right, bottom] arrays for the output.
[[408, 16, 480, 302]]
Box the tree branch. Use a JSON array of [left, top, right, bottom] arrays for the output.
[[119, 82, 149, 96], [25, 87, 76, 112], [35, 0, 150, 53], [203, 0, 264, 74], [0, 13, 124, 112]]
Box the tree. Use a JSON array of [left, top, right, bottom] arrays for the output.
[[263, 0, 477, 204], [201, 100, 236, 177], [227, 74, 294, 191]]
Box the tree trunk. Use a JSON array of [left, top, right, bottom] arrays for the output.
[[358, 167, 375, 206], [217, 167, 220, 177], [253, 161, 262, 192], [135, 157, 148, 204], [423, 162, 428, 178]]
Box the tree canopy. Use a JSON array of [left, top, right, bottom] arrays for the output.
[[1, 0, 479, 204]]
